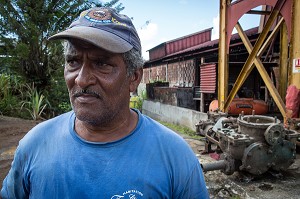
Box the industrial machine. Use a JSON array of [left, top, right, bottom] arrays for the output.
[[197, 111, 300, 175], [197, 0, 300, 175]]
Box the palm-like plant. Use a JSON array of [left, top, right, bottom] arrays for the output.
[[21, 84, 48, 120]]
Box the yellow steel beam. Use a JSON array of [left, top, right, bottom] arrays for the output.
[[233, 18, 284, 83], [257, 18, 284, 57], [218, 0, 229, 109], [221, 0, 285, 112], [235, 21, 286, 118], [279, 22, 289, 100], [289, 0, 300, 89]]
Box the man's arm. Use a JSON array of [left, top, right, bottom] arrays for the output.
[[176, 162, 210, 199], [1, 147, 29, 199]]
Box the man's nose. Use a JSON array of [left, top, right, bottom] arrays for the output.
[[75, 63, 97, 88]]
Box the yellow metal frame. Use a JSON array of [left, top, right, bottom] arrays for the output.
[[234, 20, 286, 119], [279, 22, 289, 100], [218, 0, 229, 109], [218, 0, 288, 120], [289, 0, 300, 89]]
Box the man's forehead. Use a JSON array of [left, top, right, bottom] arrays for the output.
[[64, 39, 114, 56]]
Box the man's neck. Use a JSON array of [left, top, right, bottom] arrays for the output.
[[74, 109, 139, 142]]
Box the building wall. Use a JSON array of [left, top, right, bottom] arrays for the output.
[[142, 59, 196, 87], [142, 64, 167, 84]]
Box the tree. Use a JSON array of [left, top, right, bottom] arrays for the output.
[[0, 0, 124, 90]]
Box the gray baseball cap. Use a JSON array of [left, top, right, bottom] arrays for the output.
[[49, 7, 141, 54]]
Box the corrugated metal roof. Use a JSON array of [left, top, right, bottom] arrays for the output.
[[147, 28, 213, 52], [165, 29, 211, 55], [165, 28, 213, 43], [164, 27, 259, 58], [147, 28, 213, 61], [145, 27, 259, 65]]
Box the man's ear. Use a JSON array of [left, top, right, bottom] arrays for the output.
[[129, 68, 143, 92]]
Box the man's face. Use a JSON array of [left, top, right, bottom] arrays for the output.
[[64, 40, 137, 126]]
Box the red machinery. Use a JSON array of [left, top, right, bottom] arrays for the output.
[[209, 98, 268, 115]]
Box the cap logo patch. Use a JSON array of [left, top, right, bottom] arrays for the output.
[[83, 8, 127, 27], [86, 9, 112, 22], [93, 10, 106, 18]]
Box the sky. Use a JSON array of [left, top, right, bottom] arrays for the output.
[[103, 0, 261, 60]]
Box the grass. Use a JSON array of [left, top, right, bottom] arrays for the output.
[[157, 120, 204, 140]]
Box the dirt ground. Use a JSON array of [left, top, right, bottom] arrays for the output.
[[1, 115, 300, 198], [187, 138, 300, 199], [0, 116, 39, 189]]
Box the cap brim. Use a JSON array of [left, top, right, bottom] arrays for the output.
[[48, 26, 133, 53]]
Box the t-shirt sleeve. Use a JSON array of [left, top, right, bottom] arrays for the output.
[[175, 161, 210, 199], [1, 147, 29, 199]]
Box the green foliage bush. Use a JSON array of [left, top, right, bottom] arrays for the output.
[[0, 70, 71, 119], [0, 73, 27, 117], [130, 95, 143, 111], [44, 68, 72, 116], [130, 90, 147, 111], [20, 83, 49, 120]]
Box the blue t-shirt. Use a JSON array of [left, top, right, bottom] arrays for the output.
[[1, 110, 209, 199]]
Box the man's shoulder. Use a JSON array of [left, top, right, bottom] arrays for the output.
[[34, 111, 73, 129], [18, 111, 73, 150]]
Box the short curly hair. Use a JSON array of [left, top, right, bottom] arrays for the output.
[[123, 48, 144, 76]]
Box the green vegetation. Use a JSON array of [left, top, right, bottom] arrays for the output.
[[130, 95, 143, 111], [20, 84, 48, 120], [0, 73, 25, 117], [0, 0, 123, 120], [0, 0, 124, 90], [157, 120, 203, 139], [130, 89, 147, 111]]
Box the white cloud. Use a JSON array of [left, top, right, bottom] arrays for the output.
[[138, 23, 158, 41], [211, 14, 239, 40], [211, 14, 219, 40], [137, 22, 159, 60]]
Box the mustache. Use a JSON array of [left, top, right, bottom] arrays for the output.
[[72, 89, 101, 99]]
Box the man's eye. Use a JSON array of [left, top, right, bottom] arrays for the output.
[[66, 59, 80, 69], [94, 61, 114, 73]]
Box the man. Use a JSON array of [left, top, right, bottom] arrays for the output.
[[1, 7, 209, 198]]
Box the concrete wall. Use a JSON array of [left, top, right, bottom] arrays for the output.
[[142, 100, 208, 131]]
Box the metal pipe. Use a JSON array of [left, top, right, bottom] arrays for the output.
[[206, 134, 219, 145], [201, 160, 227, 172]]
